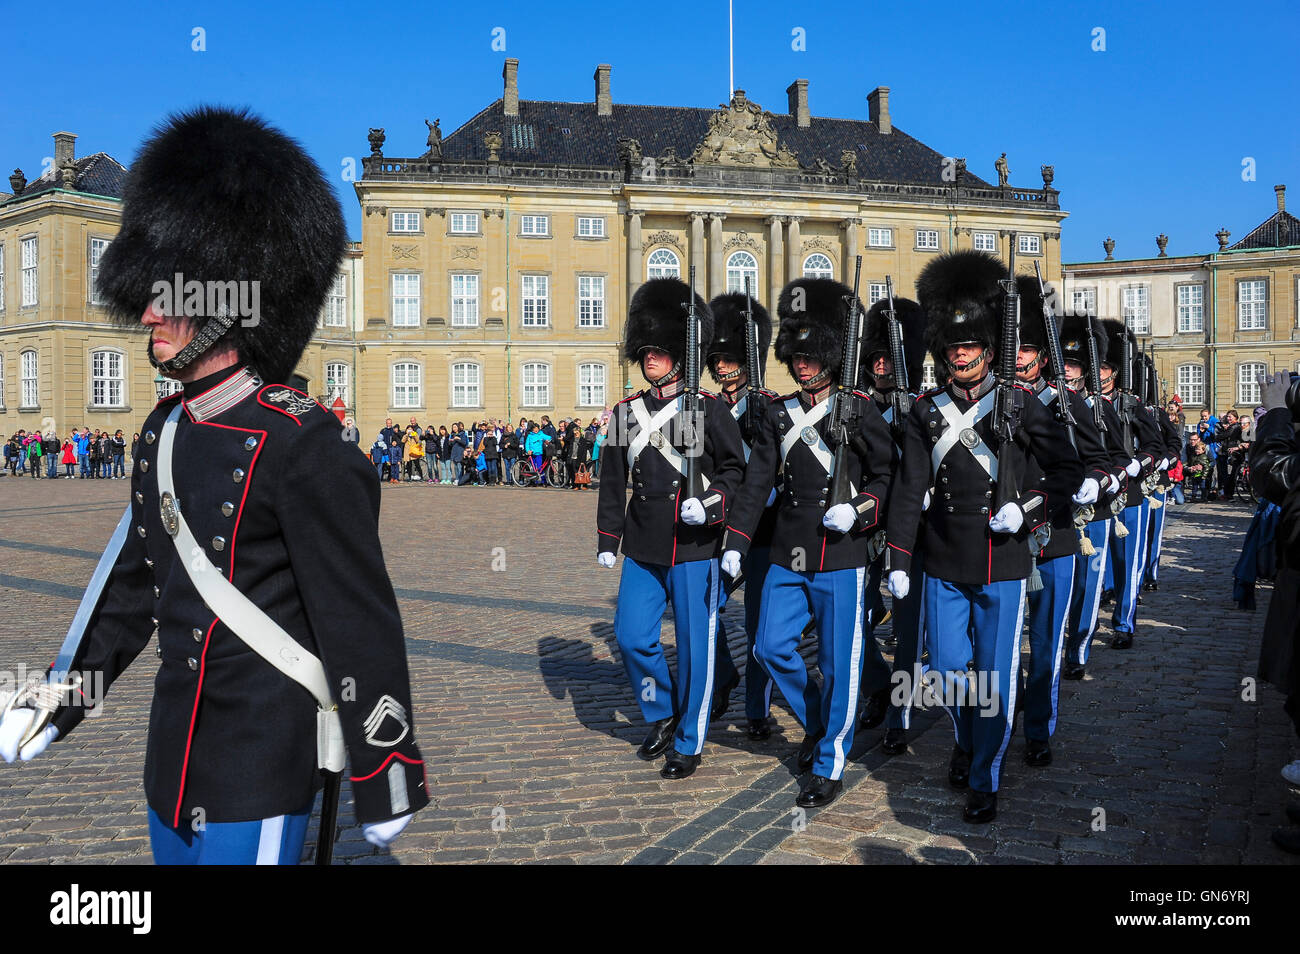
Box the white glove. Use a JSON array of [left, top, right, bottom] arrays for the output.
[[1159, 457, 1170, 471], [597, 551, 616, 569], [765, 488, 778, 508], [988, 502, 1023, 534], [1125, 458, 1141, 478], [1072, 477, 1100, 505], [721, 550, 742, 579], [0, 707, 58, 763], [888, 570, 910, 600], [363, 813, 413, 848], [680, 498, 706, 526], [822, 503, 855, 533], [922, 490, 931, 512]]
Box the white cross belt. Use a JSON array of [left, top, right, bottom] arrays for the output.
[[627, 396, 711, 490], [930, 390, 999, 481]]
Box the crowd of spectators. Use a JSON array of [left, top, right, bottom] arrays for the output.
[[2, 427, 135, 480]]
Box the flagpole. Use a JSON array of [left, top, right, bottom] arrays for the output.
[[728, 0, 734, 100]]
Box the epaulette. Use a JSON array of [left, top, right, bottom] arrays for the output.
[[256, 384, 324, 426]]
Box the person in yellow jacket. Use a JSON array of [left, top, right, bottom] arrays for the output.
[[404, 425, 426, 482]]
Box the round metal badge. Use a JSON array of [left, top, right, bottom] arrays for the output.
[[801, 426, 819, 445], [648, 431, 666, 449], [959, 427, 980, 449], [160, 491, 179, 538]]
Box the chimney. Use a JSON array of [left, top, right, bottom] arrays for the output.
[[1275, 184, 1286, 212], [786, 79, 810, 128], [867, 87, 891, 135], [594, 64, 612, 117], [53, 131, 77, 169], [503, 58, 519, 117]]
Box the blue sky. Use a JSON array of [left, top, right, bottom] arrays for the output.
[[3, 0, 1296, 262]]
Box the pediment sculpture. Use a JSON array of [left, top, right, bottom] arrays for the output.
[[690, 91, 800, 169]]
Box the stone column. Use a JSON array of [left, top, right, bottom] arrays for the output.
[[785, 216, 802, 283], [840, 217, 860, 284], [689, 212, 707, 285], [766, 215, 784, 305], [626, 209, 643, 306], [708, 213, 726, 298]]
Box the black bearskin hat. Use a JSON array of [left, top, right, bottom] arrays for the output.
[[861, 296, 927, 389], [623, 277, 713, 368], [706, 292, 772, 383], [97, 106, 347, 385], [1014, 274, 1052, 354], [775, 278, 860, 381], [916, 250, 1006, 369], [1058, 314, 1107, 378], [1100, 319, 1132, 374]]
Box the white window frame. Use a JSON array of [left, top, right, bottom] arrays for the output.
[[21, 236, 37, 307], [1071, 287, 1097, 317], [323, 273, 347, 327], [392, 363, 422, 409], [920, 362, 937, 389], [325, 362, 349, 405], [521, 275, 549, 327], [1175, 363, 1204, 406], [578, 362, 606, 408], [868, 283, 887, 306], [520, 215, 550, 237], [802, 253, 834, 279], [390, 211, 420, 233], [90, 350, 125, 408], [89, 237, 109, 305], [1175, 284, 1203, 334], [1018, 234, 1042, 255], [1237, 362, 1266, 406], [20, 349, 38, 407], [725, 251, 758, 295], [451, 273, 480, 327], [1238, 279, 1267, 331], [973, 231, 997, 252], [521, 362, 551, 407], [576, 217, 605, 238], [868, 227, 892, 248], [1122, 285, 1150, 335], [915, 229, 939, 251], [646, 248, 680, 279], [451, 362, 481, 408], [449, 212, 480, 234], [392, 273, 421, 327], [577, 275, 605, 328]]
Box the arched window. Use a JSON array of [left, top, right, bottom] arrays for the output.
[[90, 350, 125, 407], [451, 362, 480, 408], [726, 251, 758, 295], [325, 362, 349, 405], [802, 253, 834, 279], [392, 363, 422, 408], [646, 248, 680, 279], [20, 349, 38, 407], [522, 362, 551, 407], [578, 363, 606, 407]]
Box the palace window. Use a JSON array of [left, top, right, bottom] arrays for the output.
[[90, 350, 125, 407], [21, 349, 38, 407], [1238, 363, 1266, 406], [578, 276, 605, 328], [1238, 279, 1267, 330], [451, 273, 479, 327], [21, 237, 37, 307], [577, 217, 605, 237], [521, 275, 549, 326], [89, 238, 109, 305], [916, 229, 939, 250], [392, 273, 421, 327], [450, 212, 479, 234], [646, 248, 680, 279], [726, 251, 758, 295], [1122, 285, 1150, 335], [451, 362, 480, 407], [868, 228, 892, 248], [520, 215, 549, 236], [1072, 287, 1097, 317], [1175, 364, 1204, 406], [1176, 284, 1203, 334], [323, 273, 346, 327], [325, 362, 349, 405], [973, 232, 996, 252], [392, 363, 422, 408], [868, 283, 887, 305], [390, 212, 420, 233], [802, 253, 834, 279], [522, 362, 551, 407], [1018, 234, 1042, 255], [578, 363, 606, 407]]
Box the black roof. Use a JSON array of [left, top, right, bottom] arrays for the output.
[[438, 99, 992, 187], [2, 153, 127, 206], [1228, 209, 1300, 250]]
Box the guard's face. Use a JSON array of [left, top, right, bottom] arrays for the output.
[[1099, 364, 1116, 389], [713, 356, 745, 381], [791, 355, 823, 385], [870, 353, 894, 385], [641, 348, 674, 382], [1015, 346, 1042, 382], [141, 304, 196, 370], [1064, 359, 1084, 384], [946, 344, 988, 385]]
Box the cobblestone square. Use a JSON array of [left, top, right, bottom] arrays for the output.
[[0, 478, 1296, 865]]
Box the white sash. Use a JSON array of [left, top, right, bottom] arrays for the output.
[[627, 396, 711, 490], [930, 391, 999, 481], [779, 397, 833, 476]]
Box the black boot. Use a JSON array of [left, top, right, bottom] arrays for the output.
[[660, 750, 700, 780], [1111, 630, 1134, 650], [1025, 738, 1052, 766], [710, 670, 740, 722], [637, 717, 678, 760], [948, 745, 971, 789], [747, 718, 771, 741], [796, 734, 822, 774], [882, 727, 908, 755], [857, 687, 890, 731], [796, 774, 842, 808], [1062, 660, 1086, 680], [963, 790, 997, 824]]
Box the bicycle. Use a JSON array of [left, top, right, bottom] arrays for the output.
[[511, 456, 546, 487], [546, 456, 569, 488]]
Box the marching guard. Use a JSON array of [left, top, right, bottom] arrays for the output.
[[722, 277, 893, 808], [1144, 355, 1183, 592], [858, 293, 931, 755], [885, 251, 1081, 823], [0, 108, 428, 863], [705, 291, 782, 739], [597, 278, 746, 780], [1100, 321, 1165, 650], [1058, 315, 1133, 679], [1013, 278, 1126, 763]]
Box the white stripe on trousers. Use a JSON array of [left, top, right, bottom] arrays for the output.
[[1047, 558, 1076, 736], [689, 561, 721, 756], [988, 579, 1028, 789], [829, 566, 867, 779], [255, 814, 286, 865]]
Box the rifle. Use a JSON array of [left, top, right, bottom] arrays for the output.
[[993, 240, 1024, 512], [883, 276, 913, 443], [1117, 325, 1136, 455], [1084, 311, 1107, 436], [828, 256, 867, 509], [682, 266, 703, 499], [743, 276, 764, 438], [1033, 262, 1076, 452]]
